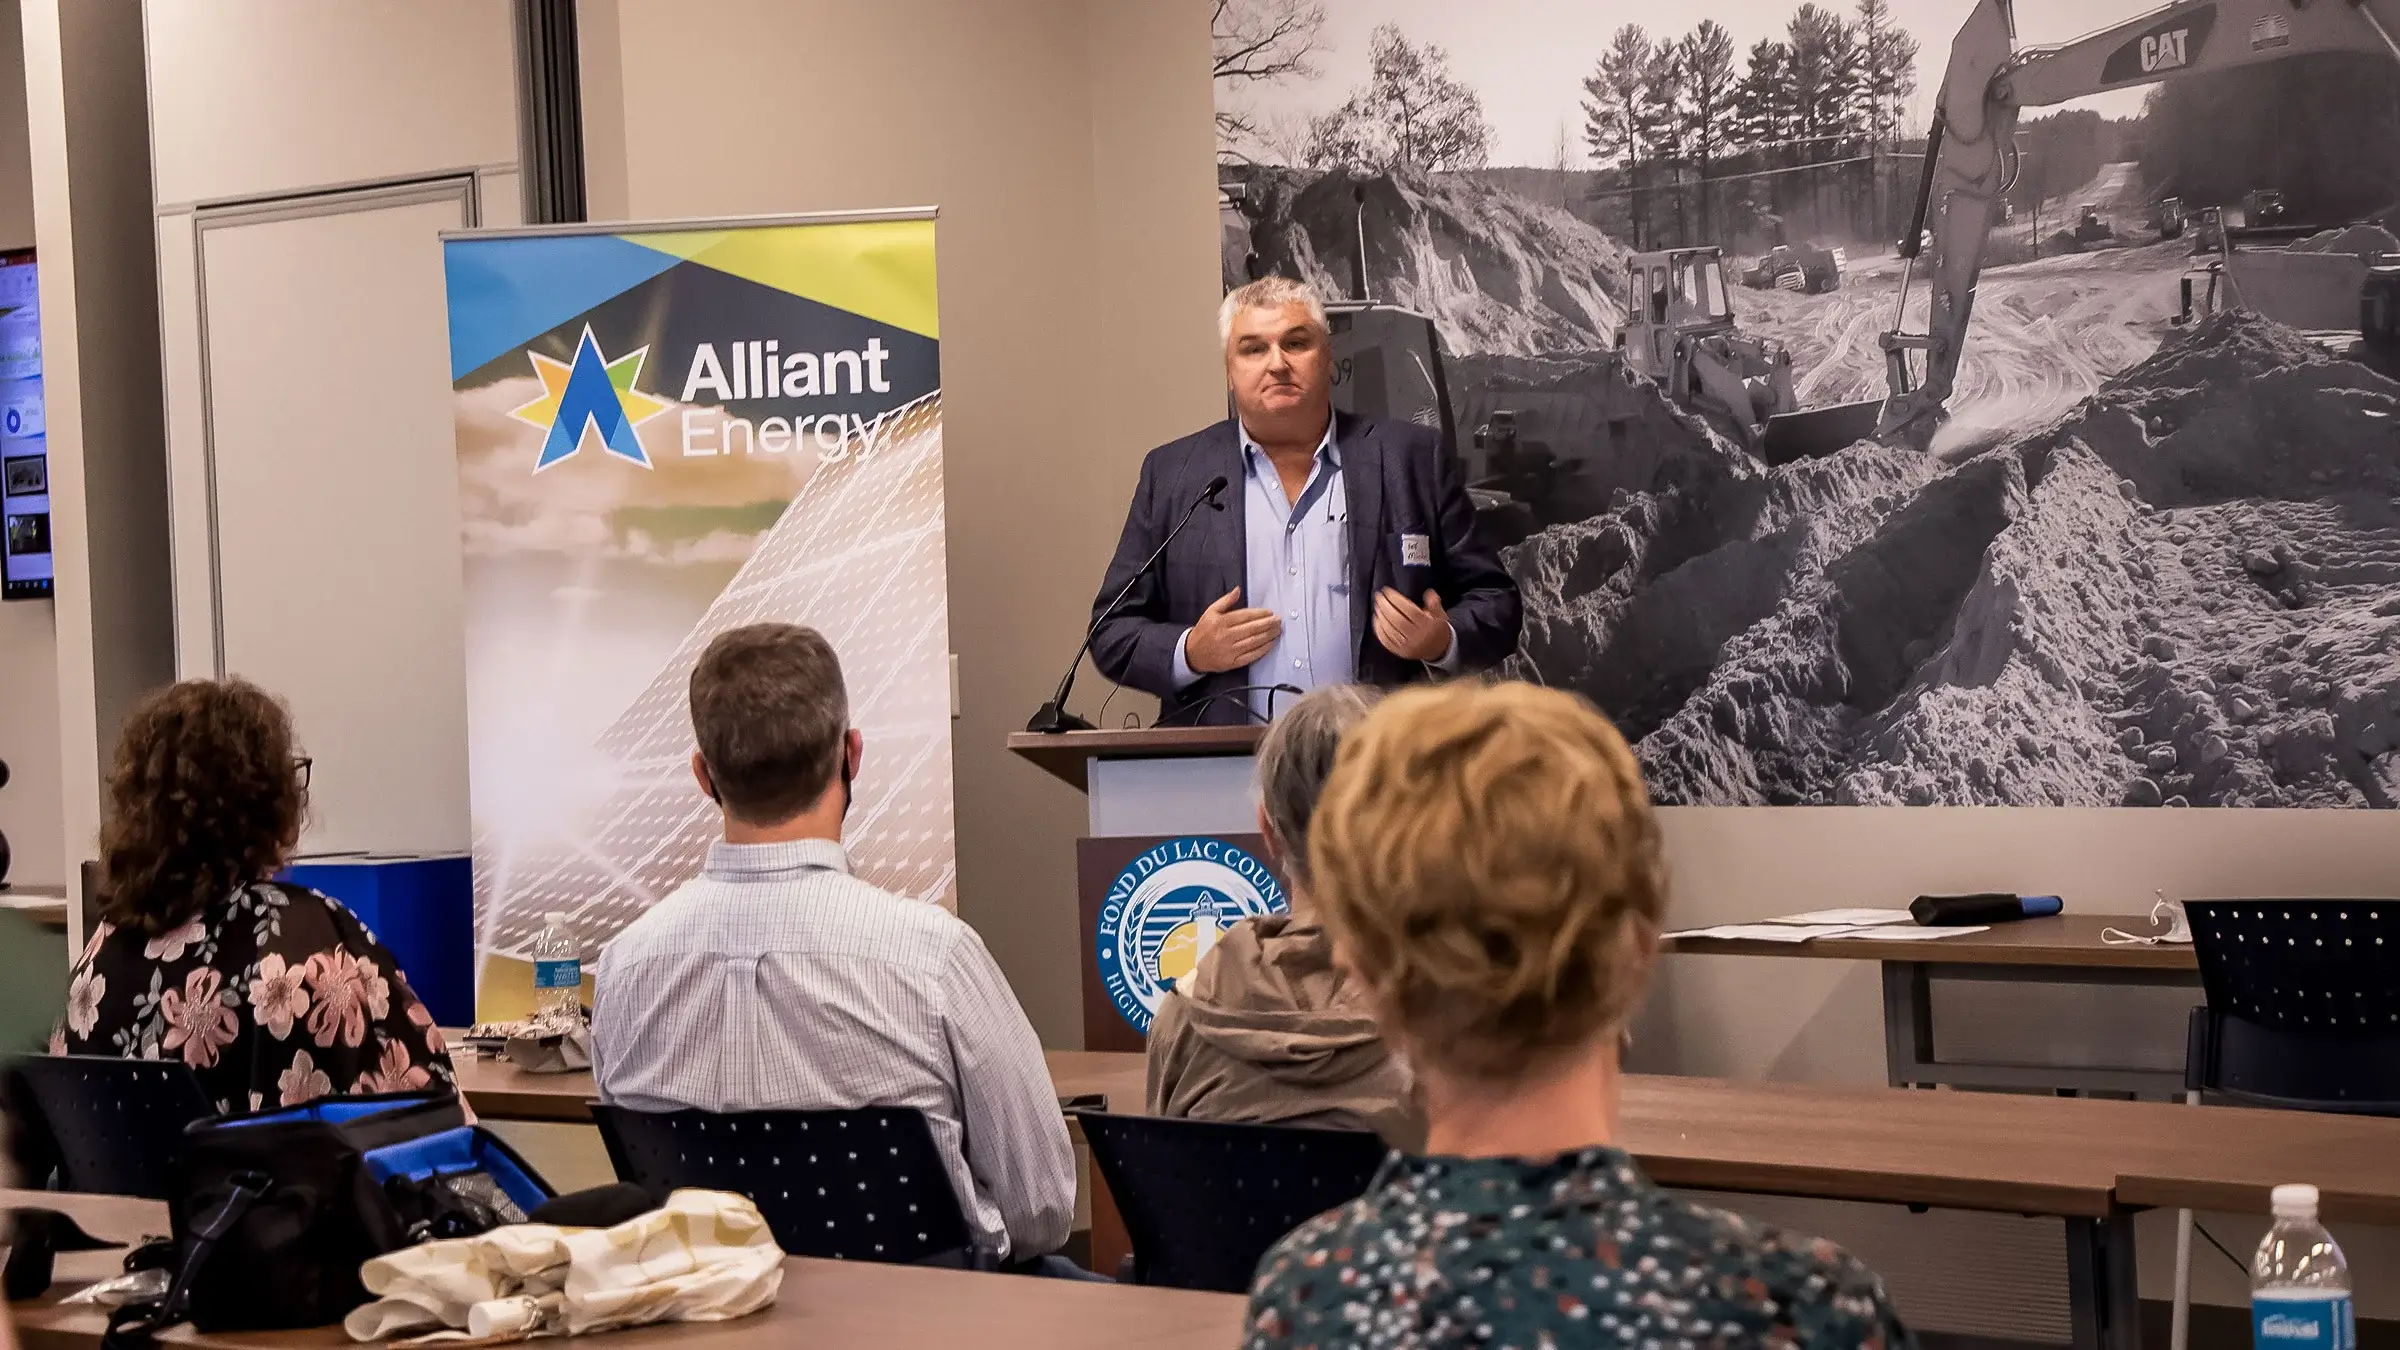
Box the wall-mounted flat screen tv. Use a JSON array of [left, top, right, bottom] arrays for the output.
[[0, 247, 49, 601]]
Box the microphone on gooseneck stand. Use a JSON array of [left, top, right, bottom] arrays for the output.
[[1026, 475, 1232, 734]]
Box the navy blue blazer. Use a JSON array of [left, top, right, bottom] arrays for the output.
[[1089, 410, 1523, 726]]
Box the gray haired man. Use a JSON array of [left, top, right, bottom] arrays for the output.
[[1087, 276, 1521, 725]]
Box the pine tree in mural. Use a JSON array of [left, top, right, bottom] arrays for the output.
[[1304, 24, 1492, 173]]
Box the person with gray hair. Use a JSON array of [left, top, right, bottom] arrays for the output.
[[1142, 684, 1419, 1145], [1083, 274, 1520, 727]]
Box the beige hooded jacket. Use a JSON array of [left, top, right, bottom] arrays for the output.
[[1143, 915, 1420, 1148]]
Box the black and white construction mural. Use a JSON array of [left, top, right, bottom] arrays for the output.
[[1213, 0, 2400, 806]]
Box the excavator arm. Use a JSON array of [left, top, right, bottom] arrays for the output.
[[1876, 0, 2400, 445]]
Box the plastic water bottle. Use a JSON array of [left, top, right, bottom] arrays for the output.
[[2253, 1184, 2353, 1350], [531, 912, 582, 1019]]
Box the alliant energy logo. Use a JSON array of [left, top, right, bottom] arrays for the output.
[[510, 325, 671, 472], [508, 327, 912, 471], [677, 337, 902, 463]]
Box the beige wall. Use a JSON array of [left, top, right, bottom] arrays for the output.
[[144, 2, 519, 862], [0, 0, 26, 248], [608, 0, 1222, 1043], [0, 603, 61, 890], [142, 0, 516, 208], [1643, 806, 2400, 1086], [22, 0, 176, 930], [0, 0, 62, 893]]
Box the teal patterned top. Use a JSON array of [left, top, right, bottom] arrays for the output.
[[1243, 1145, 1915, 1350]]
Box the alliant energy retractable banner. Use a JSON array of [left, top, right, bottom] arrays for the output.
[[441, 211, 952, 1016]]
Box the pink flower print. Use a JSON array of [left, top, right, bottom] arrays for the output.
[[76, 922, 114, 965], [143, 916, 208, 962], [64, 967, 106, 1039], [159, 968, 239, 1069], [356, 1039, 430, 1095], [405, 1000, 446, 1055], [47, 1027, 65, 1055], [304, 948, 375, 1048], [248, 953, 310, 1040], [359, 957, 391, 1023], [278, 1049, 332, 1105]]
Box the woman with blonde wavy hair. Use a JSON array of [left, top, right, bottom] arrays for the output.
[[51, 678, 453, 1113], [1241, 682, 1914, 1350]]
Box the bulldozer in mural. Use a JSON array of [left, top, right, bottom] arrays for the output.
[[1738, 241, 1847, 294], [1617, 246, 1882, 464]]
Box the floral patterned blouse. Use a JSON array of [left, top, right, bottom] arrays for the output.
[[51, 881, 456, 1115], [1244, 1145, 1914, 1350]]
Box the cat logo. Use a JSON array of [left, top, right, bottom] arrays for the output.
[[2101, 6, 2216, 85], [2141, 28, 2191, 71]]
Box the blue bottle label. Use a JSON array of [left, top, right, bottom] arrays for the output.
[[2254, 1293, 2353, 1350], [533, 958, 581, 991]]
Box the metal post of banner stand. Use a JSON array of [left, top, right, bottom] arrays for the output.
[[441, 206, 941, 246]]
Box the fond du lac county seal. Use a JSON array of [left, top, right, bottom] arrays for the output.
[[1096, 836, 1287, 1033]]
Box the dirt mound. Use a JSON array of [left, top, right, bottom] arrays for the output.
[[1230, 166, 1628, 357], [1505, 309, 2400, 806], [2288, 223, 2400, 258]]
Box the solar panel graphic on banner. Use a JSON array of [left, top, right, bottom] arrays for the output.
[[443, 215, 952, 1016]]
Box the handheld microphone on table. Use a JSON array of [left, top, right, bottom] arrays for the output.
[[1155, 683, 1306, 728], [1909, 893, 2064, 926], [1025, 475, 1231, 734]]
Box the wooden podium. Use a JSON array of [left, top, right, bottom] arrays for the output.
[[1008, 727, 1277, 1053]]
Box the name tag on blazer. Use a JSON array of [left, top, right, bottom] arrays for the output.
[[1399, 532, 1431, 567]]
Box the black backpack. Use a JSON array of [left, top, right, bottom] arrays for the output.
[[107, 1091, 552, 1346]]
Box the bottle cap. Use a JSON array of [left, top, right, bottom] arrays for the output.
[[2271, 1183, 2320, 1218], [545, 911, 570, 927]]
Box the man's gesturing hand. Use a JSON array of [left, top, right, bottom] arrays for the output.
[[1185, 588, 1283, 674], [1374, 588, 1454, 664]]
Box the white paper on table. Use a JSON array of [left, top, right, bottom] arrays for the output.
[[1763, 908, 1916, 927], [1838, 924, 1990, 941], [1664, 923, 1872, 943]]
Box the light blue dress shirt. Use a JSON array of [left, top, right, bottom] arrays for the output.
[[1171, 421, 1348, 721], [1170, 419, 1454, 720]]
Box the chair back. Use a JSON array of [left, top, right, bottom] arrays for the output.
[[589, 1103, 977, 1263], [2185, 899, 2400, 1113], [9, 1054, 217, 1197], [1077, 1111, 1388, 1291]]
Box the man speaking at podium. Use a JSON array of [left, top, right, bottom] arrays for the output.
[[1086, 277, 1521, 726]]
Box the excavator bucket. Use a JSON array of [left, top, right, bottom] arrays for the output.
[[1759, 397, 1885, 465]]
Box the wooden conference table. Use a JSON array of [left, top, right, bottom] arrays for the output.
[[448, 1050, 1146, 1126], [22, 1076, 2400, 1350], [1, 1189, 1248, 1350], [1663, 913, 2201, 1096], [421, 1047, 2400, 1350]]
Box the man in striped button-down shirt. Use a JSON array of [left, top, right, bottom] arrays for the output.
[[592, 624, 1076, 1266]]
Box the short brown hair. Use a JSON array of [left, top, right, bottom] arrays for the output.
[[98, 678, 305, 936], [689, 624, 848, 826], [1308, 682, 1666, 1080]]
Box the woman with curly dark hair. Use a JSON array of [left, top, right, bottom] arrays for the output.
[[50, 678, 454, 1113]]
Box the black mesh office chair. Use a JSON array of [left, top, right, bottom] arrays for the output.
[[1077, 1112, 1389, 1291], [8, 1054, 218, 1198], [590, 1104, 983, 1265], [2184, 899, 2400, 1113]]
